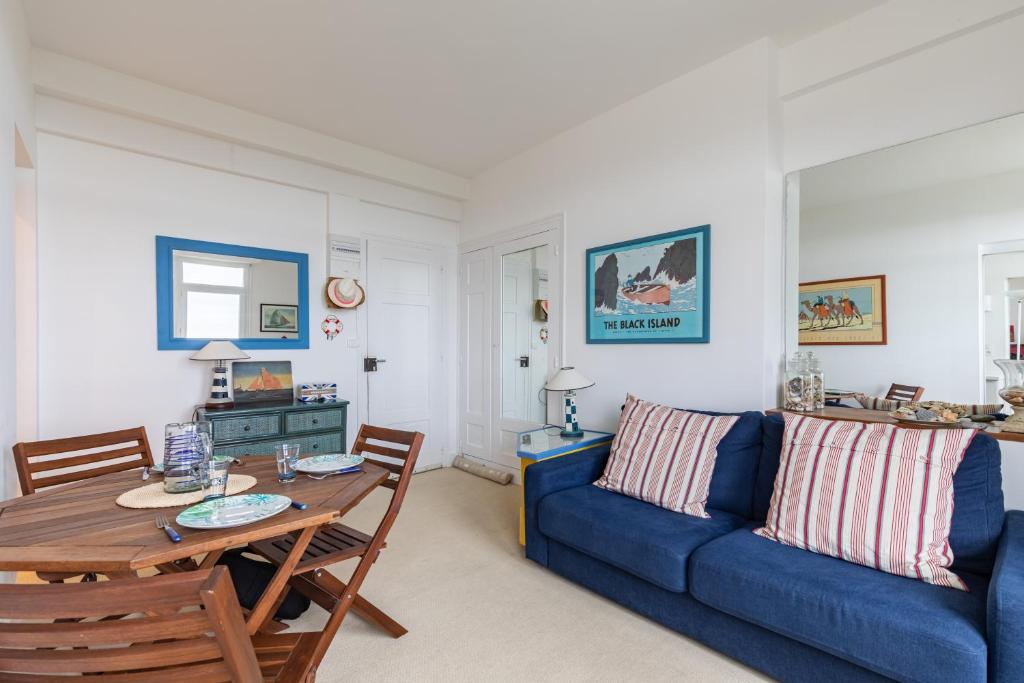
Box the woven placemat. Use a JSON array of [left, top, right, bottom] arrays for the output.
[[115, 474, 257, 509]]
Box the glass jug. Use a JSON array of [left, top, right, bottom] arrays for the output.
[[163, 421, 212, 493]]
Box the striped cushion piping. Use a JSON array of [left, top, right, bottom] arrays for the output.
[[594, 394, 738, 518], [755, 413, 977, 590]]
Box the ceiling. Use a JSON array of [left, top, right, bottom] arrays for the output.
[[24, 0, 881, 177], [800, 113, 1024, 211]]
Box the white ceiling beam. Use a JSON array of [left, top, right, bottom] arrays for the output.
[[31, 48, 471, 201]]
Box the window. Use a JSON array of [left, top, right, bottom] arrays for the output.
[[174, 255, 249, 338]]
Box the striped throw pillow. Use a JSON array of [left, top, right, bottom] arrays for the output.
[[594, 395, 739, 518], [854, 393, 909, 411], [755, 413, 977, 590]]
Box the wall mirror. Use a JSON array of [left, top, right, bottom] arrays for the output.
[[785, 112, 1024, 410], [156, 236, 309, 350], [500, 244, 550, 424]]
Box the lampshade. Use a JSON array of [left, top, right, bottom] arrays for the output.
[[189, 340, 250, 362], [544, 366, 594, 392]]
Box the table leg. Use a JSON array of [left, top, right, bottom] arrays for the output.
[[246, 525, 317, 635], [519, 459, 529, 546], [198, 549, 225, 570]]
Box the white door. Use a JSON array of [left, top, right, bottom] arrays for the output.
[[365, 239, 445, 470], [491, 236, 560, 469], [458, 248, 491, 461]]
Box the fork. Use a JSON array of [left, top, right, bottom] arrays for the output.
[[155, 514, 182, 543], [305, 466, 361, 480]]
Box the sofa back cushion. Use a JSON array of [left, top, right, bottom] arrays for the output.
[[595, 395, 739, 518], [700, 409, 765, 519], [757, 412, 1005, 575]]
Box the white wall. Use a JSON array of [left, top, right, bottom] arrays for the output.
[[799, 169, 1024, 401], [1, 0, 36, 499], [463, 40, 783, 433], [35, 133, 459, 460]]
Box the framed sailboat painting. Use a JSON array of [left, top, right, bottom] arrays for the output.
[[586, 225, 710, 344]]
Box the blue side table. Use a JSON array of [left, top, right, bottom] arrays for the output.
[[516, 426, 613, 545]]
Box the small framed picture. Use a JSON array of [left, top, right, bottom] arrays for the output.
[[798, 275, 887, 345], [260, 304, 299, 333]]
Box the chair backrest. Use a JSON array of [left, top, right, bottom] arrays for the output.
[[12, 427, 155, 494], [350, 424, 424, 495], [885, 383, 924, 402], [0, 566, 262, 681]]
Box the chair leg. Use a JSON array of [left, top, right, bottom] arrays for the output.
[[311, 569, 407, 638]]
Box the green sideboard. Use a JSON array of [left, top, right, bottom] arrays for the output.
[[197, 400, 349, 458]]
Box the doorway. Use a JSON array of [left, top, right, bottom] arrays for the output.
[[458, 217, 563, 475], [982, 246, 1024, 405], [364, 237, 447, 471]]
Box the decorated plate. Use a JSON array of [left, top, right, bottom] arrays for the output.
[[294, 453, 364, 474], [176, 493, 291, 530]]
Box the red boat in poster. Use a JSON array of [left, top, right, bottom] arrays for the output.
[[621, 283, 670, 305]]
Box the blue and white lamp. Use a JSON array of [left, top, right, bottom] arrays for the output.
[[190, 340, 250, 410], [545, 367, 595, 438]]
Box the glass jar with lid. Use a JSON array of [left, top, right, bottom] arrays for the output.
[[806, 352, 825, 410]]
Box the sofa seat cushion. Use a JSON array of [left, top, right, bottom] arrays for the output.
[[538, 484, 744, 593], [690, 528, 989, 683]]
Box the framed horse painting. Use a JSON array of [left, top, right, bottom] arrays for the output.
[[798, 275, 887, 345]]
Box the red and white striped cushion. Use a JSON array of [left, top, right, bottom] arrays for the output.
[[755, 413, 977, 590], [853, 393, 909, 411], [594, 395, 738, 518]]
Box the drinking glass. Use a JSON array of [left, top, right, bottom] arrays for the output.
[[193, 457, 231, 501], [275, 443, 300, 482]]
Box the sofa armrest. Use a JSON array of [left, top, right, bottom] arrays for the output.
[[523, 444, 610, 566], [988, 510, 1024, 682]]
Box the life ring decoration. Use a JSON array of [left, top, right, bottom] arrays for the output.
[[321, 315, 343, 340], [326, 277, 365, 309]]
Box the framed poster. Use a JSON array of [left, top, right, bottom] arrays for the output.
[[798, 275, 887, 345], [260, 303, 299, 333], [586, 225, 710, 344]]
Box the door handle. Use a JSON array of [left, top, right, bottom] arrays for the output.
[[364, 357, 388, 372], [518, 355, 530, 368]]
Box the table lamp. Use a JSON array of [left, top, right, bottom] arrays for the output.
[[189, 340, 250, 410], [545, 366, 595, 438]]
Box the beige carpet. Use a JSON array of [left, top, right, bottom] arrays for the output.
[[290, 468, 769, 682]]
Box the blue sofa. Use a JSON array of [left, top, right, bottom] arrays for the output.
[[524, 411, 1023, 682]]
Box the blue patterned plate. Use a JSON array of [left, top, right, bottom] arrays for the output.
[[294, 453, 364, 474], [175, 493, 291, 530]]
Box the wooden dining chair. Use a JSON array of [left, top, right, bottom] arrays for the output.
[[12, 426, 156, 584], [0, 565, 318, 682], [885, 383, 925, 402], [248, 425, 424, 673], [12, 426, 155, 495]]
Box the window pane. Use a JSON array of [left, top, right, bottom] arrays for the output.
[[186, 291, 240, 338], [182, 261, 245, 287]]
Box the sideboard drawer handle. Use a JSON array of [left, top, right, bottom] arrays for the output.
[[313, 443, 319, 450], [243, 425, 251, 432], [312, 418, 319, 425]]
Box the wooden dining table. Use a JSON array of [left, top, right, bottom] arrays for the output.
[[0, 456, 388, 634]]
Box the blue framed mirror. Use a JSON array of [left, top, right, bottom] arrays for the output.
[[156, 236, 309, 350]]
